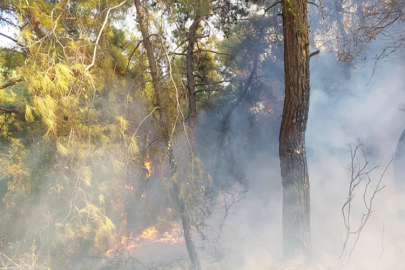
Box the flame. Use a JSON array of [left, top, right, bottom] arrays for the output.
[[144, 155, 153, 178], [104, 232, 137, 260], [137, 225, 184, 244], [103, 224, 185, 261], [140, 226, 158, 239], [125, 185, 135, 191]]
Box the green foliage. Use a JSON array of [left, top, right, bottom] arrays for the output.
[[0, 0, 283, 268]]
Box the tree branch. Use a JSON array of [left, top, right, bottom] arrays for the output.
[[194, 49, 231, 57], [307, 2, 319, 8], [195, 80, 231, 87], [125, 41, 142, 74], [84, 0, 128, 73], [0, 107, 21, 114], [263, 1, 282, 17], [194, 89, 221, 95], [310, 49, 320, 58], [0, 33, 19, 44], [0, 79, 23, 89]]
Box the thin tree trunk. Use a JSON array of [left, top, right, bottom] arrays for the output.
[[394, 127, 405, 220], [394, 128, 405, 194], [186, 18, 200, 153], [280, 0, 312, 261], [212, 49, 260, 190], [134, 0, 169, 139], [178, 193, 201, 270], [134, 1, 201, 268]]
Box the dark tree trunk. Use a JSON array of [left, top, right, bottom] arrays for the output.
[[186, 18, 200, 153], [134, 1, 201, 269], [280, 0, 312, 261]]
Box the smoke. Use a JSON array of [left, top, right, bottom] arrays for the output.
[[2, 3, 405, 270], [191, 49, 405, 269], [120, 42, 405, 270]]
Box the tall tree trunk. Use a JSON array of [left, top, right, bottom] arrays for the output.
[[186, 18, 200, 153], [279, 0, 312, 261], [134, 1, 201, 269]]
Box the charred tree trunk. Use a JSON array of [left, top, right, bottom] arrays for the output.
[[186, 18, 200, 153], [279, 0, 312, 261], [134, 1, 201, 269]]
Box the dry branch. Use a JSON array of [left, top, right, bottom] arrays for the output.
[[338, 141, 392, 269]]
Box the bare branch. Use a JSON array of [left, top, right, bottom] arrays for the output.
[[307, 2, 319, 8], [194, 89, 221, 95], [194, 49, 231, 57], [310, 49, 320, 58], [262, 1, 282, 17], [84, 0, 128, 73], [0, 32, 19, 44], [125, 41, 142, 75], [195, 80, 231, 87], [338, 142, 392, 269]]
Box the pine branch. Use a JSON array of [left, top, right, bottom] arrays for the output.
[[0, 79, 23, 89], [0, 107, 21, 114]]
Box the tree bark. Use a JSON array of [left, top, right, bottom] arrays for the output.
[[134, 1, 201, 269], [134, 0, 169, 139], [280, 0, 312, 261], [186, 18, 200, 154]]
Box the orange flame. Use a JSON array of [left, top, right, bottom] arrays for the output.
[[104, 232, 137, 260], [125, 185, 135, 191], [140, 226, 158, 239], [103, 224, 184, 261], [137, 225, 184, 244], [144, 155, 153, 178]]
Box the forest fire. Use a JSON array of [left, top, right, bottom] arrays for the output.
[[104, 224, 184, 260], [137, 224, 184, 244], [144, 155, 154, 178]]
